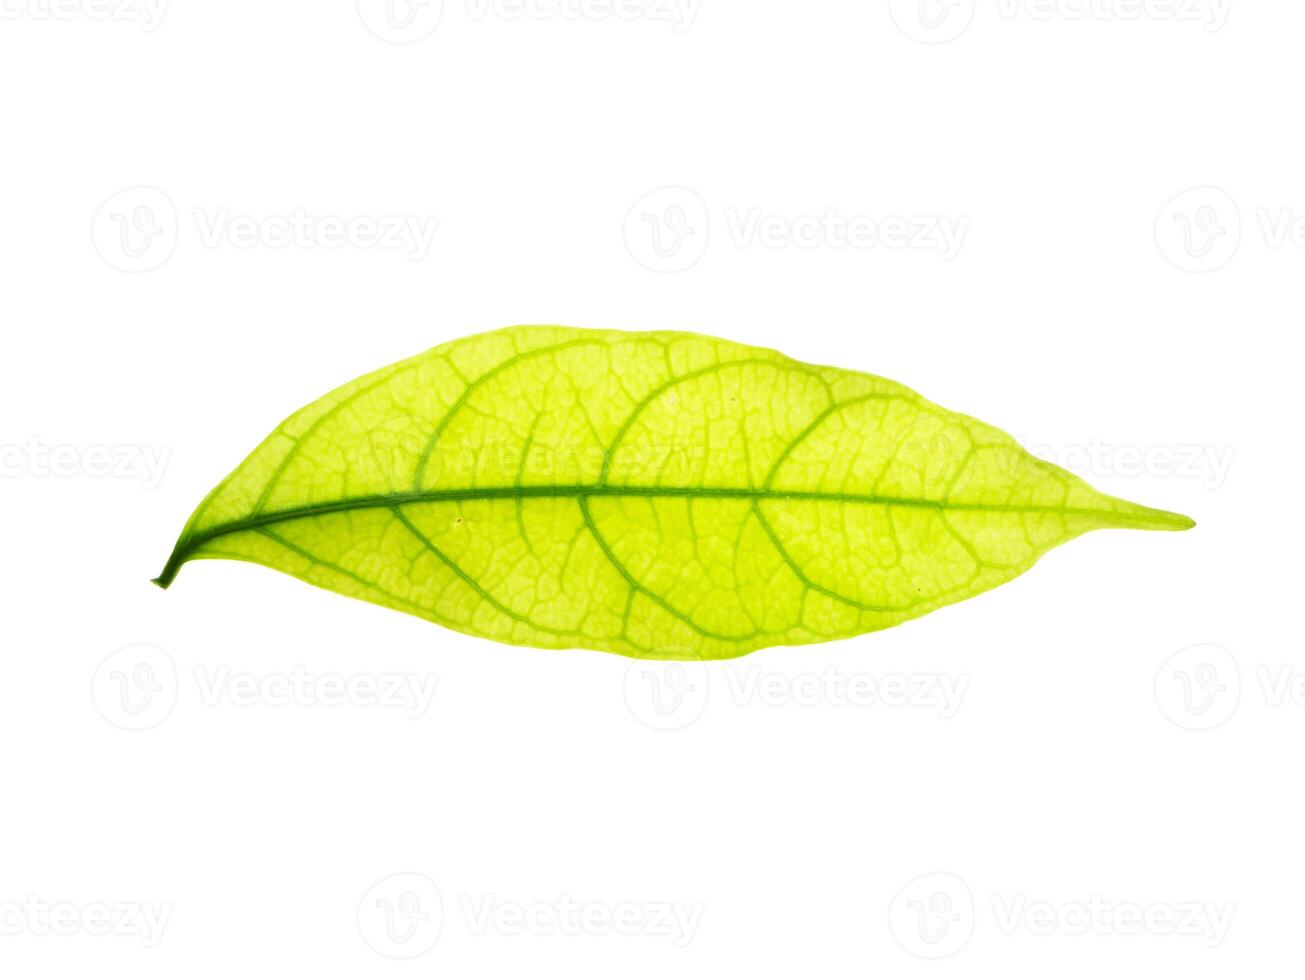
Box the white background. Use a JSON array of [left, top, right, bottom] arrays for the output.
[[0, 1, 1298, 976]]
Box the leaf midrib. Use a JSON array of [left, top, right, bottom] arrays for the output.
[[154, 483, 1184, 588]]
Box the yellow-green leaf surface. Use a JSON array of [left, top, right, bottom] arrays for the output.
[[155, 325, 1193, 659]]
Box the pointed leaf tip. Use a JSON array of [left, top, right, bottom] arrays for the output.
[[1108, 497, 1196, 532]]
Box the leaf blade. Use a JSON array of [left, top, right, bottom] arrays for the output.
[[156, 325, 1193, 658]]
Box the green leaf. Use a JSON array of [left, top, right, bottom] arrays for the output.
[[155, 325, 1193, 659]]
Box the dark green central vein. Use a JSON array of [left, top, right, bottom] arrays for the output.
[[152, 483, 1182, 589]]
